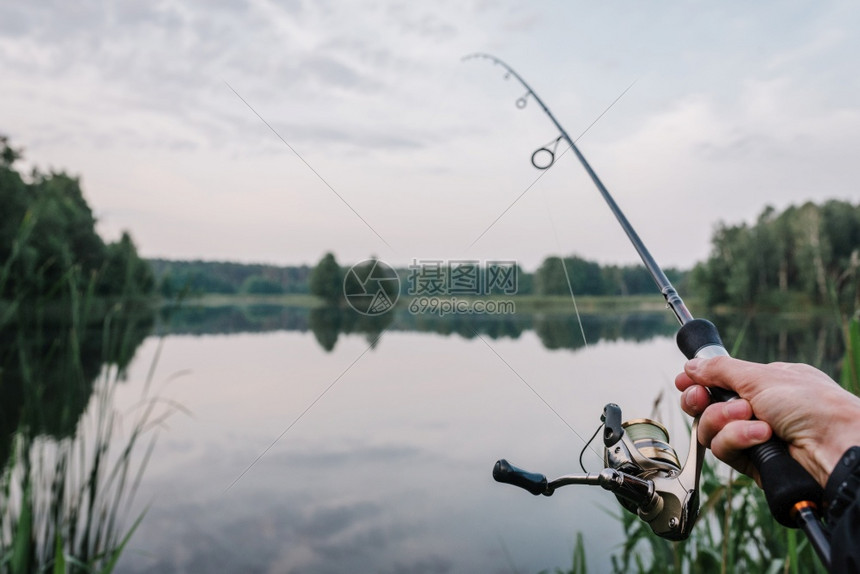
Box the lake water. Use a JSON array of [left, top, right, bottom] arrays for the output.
[[5, 305, 843, 573], [109, 309, 703, 573]]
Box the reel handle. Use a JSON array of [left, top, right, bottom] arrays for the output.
[[676, 319, 823, 527], [493, 459, 548, 495]]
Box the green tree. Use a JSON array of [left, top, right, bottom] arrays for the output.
[[0, 135, 153, 301], [512, 263, 533, 295], [309, 252, 344, 304], [241, 274, 285, 295], [692, 200, 860, 310], [98, 232, 155, 297], [535, 255, 608, 295], [149, 259, 311, 296]]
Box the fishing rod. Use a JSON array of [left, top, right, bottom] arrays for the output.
[[465, 53, 832, 568]]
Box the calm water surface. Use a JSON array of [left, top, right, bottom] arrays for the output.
[[113, 320, 690, 573]]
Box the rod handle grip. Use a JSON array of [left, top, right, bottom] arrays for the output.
[[676, 318, 823, 527], [748, 437, 824, 527]]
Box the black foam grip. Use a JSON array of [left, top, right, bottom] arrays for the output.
[[676, 318, 724, 359], [493, 459, 547, 496], [708, 386, 738, 403], [749, 439, 823, 527], [677, 319, 736, 402]]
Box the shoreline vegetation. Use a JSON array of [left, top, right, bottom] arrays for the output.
[[0, 136, 162, 572]]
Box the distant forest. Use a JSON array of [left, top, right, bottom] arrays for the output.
[[148, 255, 686, 299], [692, 200, 859, 310], [150, 199, 860, 313], [149, 259, 312, 296]]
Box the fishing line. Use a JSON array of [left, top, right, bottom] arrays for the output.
[[464, 70, 636, 251], [540, 185, 589, 349], [472, 330, 600, 460], [224, 80, 395, 253], [225, 330, 386, 492], [462, 58, 640, 465]]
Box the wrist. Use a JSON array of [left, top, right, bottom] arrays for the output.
[[809, 398, 860, 486]]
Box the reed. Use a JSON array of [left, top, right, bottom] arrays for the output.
[[1, 264, 163, 573]]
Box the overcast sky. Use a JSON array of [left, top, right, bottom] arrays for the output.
[[2, 1, 859, 270]]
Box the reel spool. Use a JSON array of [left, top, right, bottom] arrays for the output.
[[622, 419, 680, 469]]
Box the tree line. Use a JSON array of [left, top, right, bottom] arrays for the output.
[[0, 136, 153, 301], [151, 254, 685, 302], [305, 201, 858, 311], [305, 253, 686, 304], [150, 258, 311, 297], [692, 200, 859, 310], [532, 257, 686, 297]]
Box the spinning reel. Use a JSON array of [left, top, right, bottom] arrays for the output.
[[493, 403, 704, 541]]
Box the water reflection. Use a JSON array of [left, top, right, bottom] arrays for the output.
[[111, 304, 850, 573], [156, 304, 849, 375], [2, 303, 847, 442], [0, 303, 155, 571], [0, 306, 153, 463], [159, 305, 684, 353], [712, 312, 847, 375], [308, 307, 395, 351]]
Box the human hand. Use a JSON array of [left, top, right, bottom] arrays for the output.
[[675, 356, 860, 487]]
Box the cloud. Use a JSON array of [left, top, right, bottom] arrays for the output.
[[3, 1, 858, 268], [0, 0, 482, 158]]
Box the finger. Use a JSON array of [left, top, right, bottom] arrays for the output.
[[684, 356, 762, 397], [680, 385, 710, 417], [708, 419, 768, 484], [697, 399, 754, 447], [674, 371, 695, 392], [710, 419, 772, 462]]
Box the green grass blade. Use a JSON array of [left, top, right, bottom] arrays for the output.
[[12, 483, 32, 574], [96, 509, 146, 574], [841, 317, 860, 394], [53, 531, 66, 574]]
